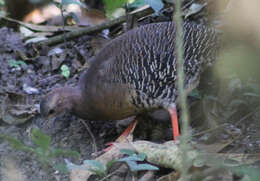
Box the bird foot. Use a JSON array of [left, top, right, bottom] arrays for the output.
[[103, 120, 138, 152]]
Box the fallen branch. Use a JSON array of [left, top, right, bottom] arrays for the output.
[[41, 6, 154, 46], [69, 138, 259, 181], [133, 141, 197, 171], [0, 15, 84, 32], [69, 140, 198, 181]]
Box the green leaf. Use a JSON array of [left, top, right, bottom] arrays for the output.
[[8, 59, 27, 68], [16, 60, 27, 67], [144, 0, 163, 13], [65, 159, 87, 171], [120, 149, 135, 156], [136, 152, 146, 160], [1, 135, 33, 152], [51, 148, 80, 158], [88, 168, 106, 177], [104, 0, 128, 17], [129, 163, 159, 171], [31, 128, 51, 153], [106, 160, 117, 170], [84, 160, 105, 173], [61, 64, 70, 79], [1, 135, 23, 148], [36, 156, 52, 167], [54, 163, 69, 173], [35, 147, 45, 156], [61, 0, 87, 8], [125, 161, 159, 171], [119, 153, 146, 162], [128, 0, 146, 9], [119, 155, 141, 162]]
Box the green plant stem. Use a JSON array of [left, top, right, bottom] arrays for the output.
[[173, 0, 190, 180]]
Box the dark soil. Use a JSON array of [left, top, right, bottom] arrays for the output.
[[0, 27, 119, 181], [0, 18, 260, 181]]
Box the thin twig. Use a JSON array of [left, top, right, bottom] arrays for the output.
[[99, 170, 120, 181], [173, 0, 190, 180], [192, 106, 260, 137], [79, 119, 98, 153]]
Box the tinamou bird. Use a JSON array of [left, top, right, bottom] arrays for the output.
[[40, 21, 218, 143]]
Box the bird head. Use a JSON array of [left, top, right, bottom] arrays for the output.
[[40, 88, 72, 119]]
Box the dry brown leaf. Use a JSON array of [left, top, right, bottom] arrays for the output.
[[0, 91, 38, 125], [0, 15, 85, 32], [79, 9, 106, 26], [1, 158, 27, 181]]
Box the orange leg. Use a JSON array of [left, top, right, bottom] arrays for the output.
[[104, 120, 138, 152], [168, 105, 180, 141]]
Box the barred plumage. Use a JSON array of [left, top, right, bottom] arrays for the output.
[[41, 21, 219, 123], [78, 21, 218, 120]]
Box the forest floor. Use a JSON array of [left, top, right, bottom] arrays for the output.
[[1, 5, 260, 181]]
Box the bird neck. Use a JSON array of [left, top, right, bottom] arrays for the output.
[[64, 86, 90, 119], [60, 86, 82, 114]]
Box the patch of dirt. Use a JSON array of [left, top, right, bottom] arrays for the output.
[[0, 27, 120, 181]]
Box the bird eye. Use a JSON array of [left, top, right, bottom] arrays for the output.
[[49, 109, 55, 115]]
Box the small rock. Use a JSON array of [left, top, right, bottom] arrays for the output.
[[23, 83, 40, 95]]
